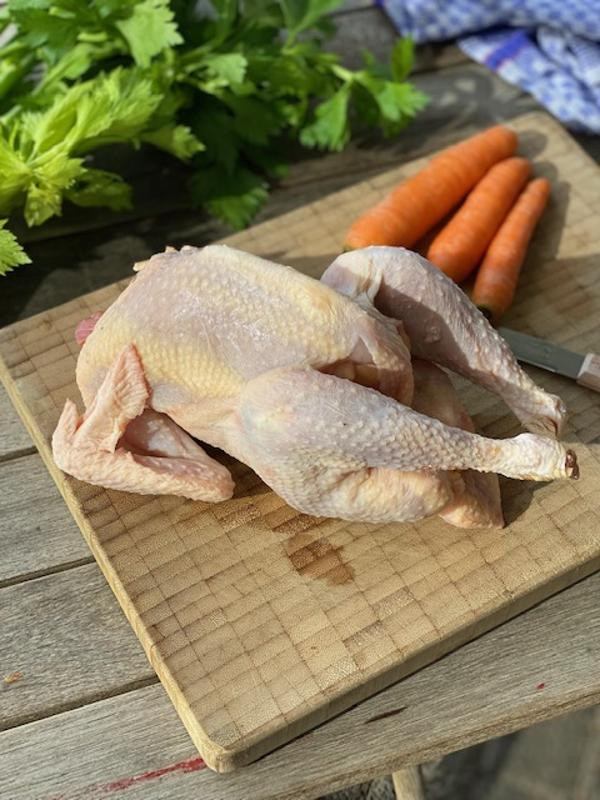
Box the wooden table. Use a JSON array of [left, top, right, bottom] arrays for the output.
[[1, 6, 599, 799]]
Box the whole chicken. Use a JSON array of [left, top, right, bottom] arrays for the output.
[[52, 245, 578, 529]]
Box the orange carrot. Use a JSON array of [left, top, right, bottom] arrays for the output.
[[344, 125, 517, 250], [426, 156, 531, 282], [472, 177, 551, 321]]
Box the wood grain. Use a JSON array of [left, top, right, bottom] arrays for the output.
[[326, 6, 399, 69], [0, 454, 91, 585], [330, 7, 468, 73], [0, 385, 34, 461], [0, 564, 155, 729], [577, 353, 600, 393], [2, 570, 600, 800], [392, 767, 425, 800], [1, 112, 599, 772]]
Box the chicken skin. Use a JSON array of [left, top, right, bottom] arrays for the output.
[[52, 245, 577, 528]]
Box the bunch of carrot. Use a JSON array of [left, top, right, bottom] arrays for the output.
[[343, 125, 550, 322]]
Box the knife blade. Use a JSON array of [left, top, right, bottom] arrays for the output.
[[498, 327, 600, 392]]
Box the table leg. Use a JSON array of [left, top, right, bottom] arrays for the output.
[[392, 765, 425, 800]]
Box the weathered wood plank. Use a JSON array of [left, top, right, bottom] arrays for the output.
[[0, 384, 34, 460], [0, 454, 91, 586], [326, 6, 398, 68], [2, 571, 599, 799], [0, 564, 155, 730], [2, 62, 543, 327], [335, 0, 374, 12], [413, 43, 470, 74], [329, 7, 469, 73]]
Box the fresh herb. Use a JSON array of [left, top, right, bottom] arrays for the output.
[[0, 220, 30, 275], [0, 0, 427, 271]]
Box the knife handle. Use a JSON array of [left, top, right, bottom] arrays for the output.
[[577, 353, 600, 392]]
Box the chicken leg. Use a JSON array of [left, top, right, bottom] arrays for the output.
[[321, 246, 566, 437], [411, 359, 503, 528], [232, 367, 576, 524]]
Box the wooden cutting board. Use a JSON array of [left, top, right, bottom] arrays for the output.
[[1, 112, 600, 773]]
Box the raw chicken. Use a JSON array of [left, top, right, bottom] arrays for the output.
[[52, 245, 577, 528]]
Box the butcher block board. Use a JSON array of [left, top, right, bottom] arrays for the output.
[[2, 112, 600, 773]]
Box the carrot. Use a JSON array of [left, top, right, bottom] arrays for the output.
[[426, 156, 531, 282], [343, 125, 517, 251], [472, 177, 551, 321]]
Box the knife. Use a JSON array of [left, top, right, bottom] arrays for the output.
[[498, 327, 600, 393]]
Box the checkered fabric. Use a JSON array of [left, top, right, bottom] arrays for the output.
[[381, 0, 600, 133]]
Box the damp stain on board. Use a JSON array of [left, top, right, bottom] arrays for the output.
[[275, 514, 354, 585]]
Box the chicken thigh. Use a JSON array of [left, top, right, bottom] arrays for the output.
[[53, 245, 577, 528], [410, 359, 503, 529]]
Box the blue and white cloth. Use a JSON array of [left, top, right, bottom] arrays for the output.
[[380, 0, 600, 133]]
